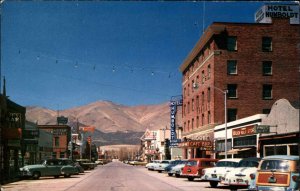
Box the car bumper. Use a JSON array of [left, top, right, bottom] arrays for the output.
[[19, 170, 32, 177], [257, 186, 297, 191], [201, 174, 222, 182]]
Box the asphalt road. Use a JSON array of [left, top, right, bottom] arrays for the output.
[[1, 161, 240, 191]]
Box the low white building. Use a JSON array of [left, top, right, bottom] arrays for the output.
[[214, 99, 299, 159]]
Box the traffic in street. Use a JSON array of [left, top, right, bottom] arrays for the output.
[[2, 161, 233, 191]]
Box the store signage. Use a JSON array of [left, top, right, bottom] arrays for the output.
[[255, 4, 300, 24], [254, 125, 270, 134], [169, 95, 183, 147], [144, 131, 156, 140], [178, 140, 212, 150], [52, 128, 67, 135], [57, 116, 68, 124], [232, 126, 255, 137], [81, 126, 95, 132]]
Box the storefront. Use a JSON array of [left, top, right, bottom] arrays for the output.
[[214, 114, 265, 159]]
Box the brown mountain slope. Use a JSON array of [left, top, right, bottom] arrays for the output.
[[26, 101, 180, 133]]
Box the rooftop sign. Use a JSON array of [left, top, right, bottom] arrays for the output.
[[255, 4, 299, 24]]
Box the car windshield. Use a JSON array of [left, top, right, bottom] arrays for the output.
[[237, 160, 259, 168], [187, 161, 197, 166], [260, 160, 289, 171], [161, 161, 169, 164], [201, 161, 216, 167], [215, 161, 239, 167]]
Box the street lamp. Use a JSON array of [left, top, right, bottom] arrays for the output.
[[193, 82, 228, 159]]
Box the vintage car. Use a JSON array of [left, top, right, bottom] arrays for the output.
[[154, 160, 172, 173], [221, 157, 261, 188], [181, 158, 219, 181], [146, 160, 161, 171], [253, 155, 299, 191], [76, 159, 97, 170], [19, 158, 78, 179], [201, 158, 242, 188], [168, 160, 188, 177]]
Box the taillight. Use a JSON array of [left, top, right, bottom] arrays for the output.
[[292, 175, 298, 182], [250, 173, 256, 180]]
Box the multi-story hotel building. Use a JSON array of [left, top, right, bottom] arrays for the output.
[[178, 11, 300, 159]]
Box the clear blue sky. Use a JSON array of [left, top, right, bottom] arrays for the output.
[[1, 1, 282, 110]]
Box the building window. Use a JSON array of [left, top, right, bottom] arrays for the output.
[[201, 92, 204, 107], [52, 152, 57, 159], [60, 152, 65, 158], [227, 36, 237, 51], [196, 116, 199, 128], [207, 88, 211, 102], [208, 111, 211, 124], [187, 84, 190, 96], [184, 104, 186, 116], [196, 96, 199, 112], [262, 37, 272, 52], [262, 109, 271, 114], [263, 84, 272, 99], [201, 114, 204, 126], [227, 84, 237, 98], [192, 99, 194, 111], [201, 70, 205, 84], [187, 102, 190, 113], [54, 137, 59, 147], [192, 118, 194, 130], [227, 60, 237, 75], [228, 108, 237, 122], [262, 61, 272, 75], [207, 65, 211, 79]]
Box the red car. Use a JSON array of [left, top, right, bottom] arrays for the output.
[[181, 158, 219, 181]]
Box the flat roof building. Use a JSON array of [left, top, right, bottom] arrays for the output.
[[179, 10, 300, 159]]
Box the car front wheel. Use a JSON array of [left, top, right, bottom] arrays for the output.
[[187, 177, 194, 181], [209, 181, 218, 188], [32, 172, 40, 180], [168, 173, 173, 176]]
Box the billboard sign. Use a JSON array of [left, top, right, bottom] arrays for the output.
[[255, 4, 300, 24], [169, 95, 183, 148]]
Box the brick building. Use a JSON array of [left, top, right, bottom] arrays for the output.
[[38, 125, 71, 159], [178, 16, 300, 159]]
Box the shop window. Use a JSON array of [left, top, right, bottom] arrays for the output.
[[233, 135, 256, 147], [290, 145, 298, 155], [216, 139, 232, 152], [227, 60, 237, 75], [227, 36, 237, 51], [227, 84, 237, 98], [52, 152, 57, 159], [262, 61, 272, 75], [263, 84, 272, 99], [228, 108, 237, 122], [262, 37, 272, 52], [54, 137, 59, 147]]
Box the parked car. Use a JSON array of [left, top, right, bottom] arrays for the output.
[[165, 160, 182, 174], [168, 160, 188, 177], [146, 160, 161, 171], [76, 159, 97, 170], [221, 157, 261, 189], [19, 158, 78, 179], [181, 158, 219, 181], [154, 160, 172, 173], [253, 155, 299, 191], [201, 158, 242, 188]]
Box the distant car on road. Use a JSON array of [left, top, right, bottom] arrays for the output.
[[146, 160, 161, 171], [167, 160, 188, 177], [181, 158, 219, 181], [19, 158, 78, 179], [154, 160, 172, 173], [201, 158, 242, 188]]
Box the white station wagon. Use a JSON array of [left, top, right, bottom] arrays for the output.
[[221, 157, 261, 189], [201, 158, 242, 188]]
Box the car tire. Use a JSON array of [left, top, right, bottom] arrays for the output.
[[187, 177, 194, 181], [64, 174, 71, 178], [158, 170, 162, 173], [209, 181, 218, 188], [32, 172, 40, 180], [168, 173, 173, 176], [54, 175, 60, 178], [175, 174, 180, 178]]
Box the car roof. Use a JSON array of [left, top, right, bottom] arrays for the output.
[[188, 158, 218, 161], [262, 155, 299, 160], [218, 158, 242, 162]]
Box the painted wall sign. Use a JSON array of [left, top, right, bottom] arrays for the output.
[[232, 125, 255, 137]]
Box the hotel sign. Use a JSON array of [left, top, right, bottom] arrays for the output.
[[232, 126, 255, 137], [169, 95, 183, 147], [255, 4, 300, 24]]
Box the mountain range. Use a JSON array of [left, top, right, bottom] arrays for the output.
[[26, 101, 181, 146]]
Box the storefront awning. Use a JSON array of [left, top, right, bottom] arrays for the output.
[[219, 148, 252, 155]]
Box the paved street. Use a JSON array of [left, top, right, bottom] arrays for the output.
[[1, 161, 242, 191]]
